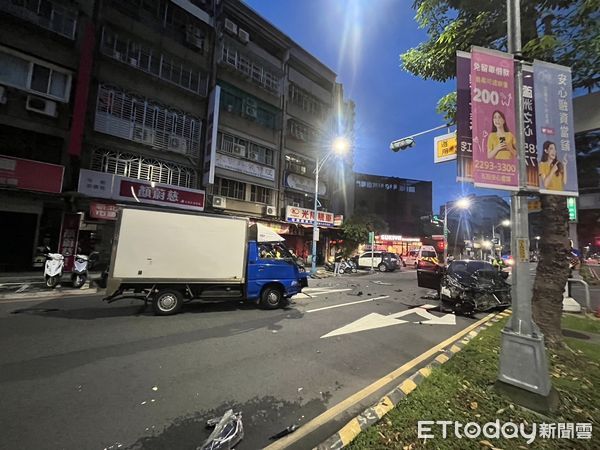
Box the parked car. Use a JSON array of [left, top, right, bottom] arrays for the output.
[[404, 245, 438, 268], [417, 259, 511, 316], [355, 251, 400, 272]]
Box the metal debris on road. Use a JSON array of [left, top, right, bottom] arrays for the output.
[[152, 386, 158, 391], [269, 424, 298, 440]]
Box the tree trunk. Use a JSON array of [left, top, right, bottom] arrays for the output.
[[532, 195, 570, 348]]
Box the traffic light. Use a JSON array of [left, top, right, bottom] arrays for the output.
[[390, 137, 416, 152]]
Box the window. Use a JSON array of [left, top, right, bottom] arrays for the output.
[[100, 27, 209, 96], [288, 119, 318, 142], [251, 185, 272, 204], [219, 85, 279, 130], [289, 83, 328, 118], [91, 149, 197, 188], [0, 47, 71, 101], [217, 132, 276, 166], [215, 177, 246, 200], [1, 0, 78, 39], [285, 154, 313, 175], [95, 85, 202, 157], [220, 42, 280, 93]]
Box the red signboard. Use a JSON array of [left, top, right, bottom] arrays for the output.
[[118, 180, 205, 210], [58, 213, 82, 272], [90, 202, 118, 220], [0, 156, 64, 193]]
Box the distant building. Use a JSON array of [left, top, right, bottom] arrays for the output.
[[354, 173, 432, 238]]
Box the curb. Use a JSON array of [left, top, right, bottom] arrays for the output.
[[315, 309, 513, 450], [0, 287, 103, 301]]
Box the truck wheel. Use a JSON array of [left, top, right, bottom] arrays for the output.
[[260, 286, 285, 310], [378, 263, 387, 273], [153, 289, 183, 316]]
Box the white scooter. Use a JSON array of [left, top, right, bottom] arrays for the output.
[[71, 254, 89, 288], [44, 250, 65, 288]]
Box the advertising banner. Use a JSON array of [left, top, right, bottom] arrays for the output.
[[78, 169, 205, 211], [533, 60, 578, 196], [522, 65, 539, 188], [434, 132, 457, 163], [456, 51, 473, 182], [0, 156, 64, 193], [58, 213, 82, 272], [470, 47, 518, 190]]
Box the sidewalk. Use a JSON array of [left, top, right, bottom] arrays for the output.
[[0, 271, 104, 300]]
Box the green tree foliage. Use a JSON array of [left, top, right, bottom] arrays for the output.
[[341, 209, 389, 254]]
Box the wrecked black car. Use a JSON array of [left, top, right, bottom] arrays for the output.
[[417, 259, 511, 316]]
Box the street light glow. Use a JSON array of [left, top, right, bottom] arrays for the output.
[[332, 136, 350, 154], [501, 219, 511, 227], [456, 197, 471, 209]]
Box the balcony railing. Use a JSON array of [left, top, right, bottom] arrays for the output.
[[0, 0, 77, 39], [100, 27, 209, 97], [94, 84, 202, 158], [219, 41, 281, 94]]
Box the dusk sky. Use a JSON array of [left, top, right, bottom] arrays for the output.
[[244, 0, 504, 212]]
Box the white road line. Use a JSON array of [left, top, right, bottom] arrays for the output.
[[303, 288, 353, 294], [306, 296, 390, 313]]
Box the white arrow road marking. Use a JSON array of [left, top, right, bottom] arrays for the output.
[[320, 305, 456, 338], [296, 288, 354, 299], [321, 312, 408, 338]]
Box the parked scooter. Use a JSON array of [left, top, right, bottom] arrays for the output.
[[44, 248, 64, 288], [71, 254, 89, 288]]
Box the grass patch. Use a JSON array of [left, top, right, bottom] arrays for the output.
[[348, 319, 600, 449], [562, 314, 600, 335]]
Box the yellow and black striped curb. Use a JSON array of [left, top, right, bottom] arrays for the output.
[[315, 309, 512, 450]]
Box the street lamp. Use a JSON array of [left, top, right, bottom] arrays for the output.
[[443, 197, 471, 263], [492, 219, 511, 257], [310, 136, 350, 275]]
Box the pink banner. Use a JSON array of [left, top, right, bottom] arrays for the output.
[[90, 202, 118, 220], [58, 213, 81, 272], [470, 48, 518, 190]]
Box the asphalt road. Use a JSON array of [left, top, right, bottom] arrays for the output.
[[0, 271, 489, 450]]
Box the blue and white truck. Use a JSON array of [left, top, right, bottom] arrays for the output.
[[104, 207, 308, 315]]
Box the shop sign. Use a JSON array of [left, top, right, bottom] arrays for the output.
[[434, 132, 457, 163], [285, 205, 334, 227], [285, 172, 326, 195], [78, 169, 205, 211], [0, 155, 64, 193], [334, 215, 344, 226], [58, 213, 82, 272], [90, 202, 118, 220], [379, 235, 403, 241], [567, 197, 577, 222], [216, 153, 275, 181]]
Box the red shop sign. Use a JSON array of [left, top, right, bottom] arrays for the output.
[[0, 155, 64, 193], [58, 213, 82, 272], [90, 202, 118, 220], [118, 180, 205, 211]]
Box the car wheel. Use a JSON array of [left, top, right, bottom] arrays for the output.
[[378, 263, 387, 272], [260, 285, 286, 310], [153, 289, 183, 316]]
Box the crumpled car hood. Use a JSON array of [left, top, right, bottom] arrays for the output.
[[450, 270, 509, 290]]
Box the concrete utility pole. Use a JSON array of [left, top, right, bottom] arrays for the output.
[[496, 0, 556, 411]]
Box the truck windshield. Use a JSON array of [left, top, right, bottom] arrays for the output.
[[259, 242, 294, 259]]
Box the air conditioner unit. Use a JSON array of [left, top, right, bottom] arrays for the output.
[[0, 85, 6, 104], [291, 202, 300, 207], [238, 28, 250, 44], [248, 151, 260, 162], [232, 143, 246, 156], [265, 205, 277, 217], [168, 136, 187, 153], [26, 95, 58, 117], [224, 18, 238, 35], [212, 195, 227, 208], [244, 98, 257, 118], [186, 25, 204, 50]]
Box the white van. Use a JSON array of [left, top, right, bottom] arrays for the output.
[[404, 245, 438, 268]]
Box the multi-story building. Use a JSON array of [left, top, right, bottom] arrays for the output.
[[0, 0, 354, 271], [354, 173, 432, 237]]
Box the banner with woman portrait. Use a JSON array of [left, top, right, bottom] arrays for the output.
[[533, 60, 578, 196], [470, 47, 519, 190]]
